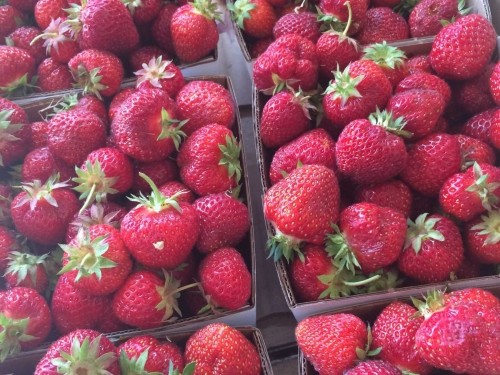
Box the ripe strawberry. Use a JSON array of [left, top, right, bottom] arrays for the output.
[[111, 88, 185, 162], [177, 124, 242, 196], [453, 257, 482, 279], [296, 314, 370, 375], [318, 0, 368, 35], [460, 108, 496, 145], [176, 80, 235, 136], [29, 121, 49, 149], [11, 176, 79, 245], [229, 0, 277, 39], [151, 3, 178, 55], [0, 227, 18, 273], [264, 164, 340, 261], [185, 323, 261, 375], [269, 128, 336, 185], [465, 210, 500, 264], [159, 181, 195, 204], [456, 134, 495, 171], [440, 163, 500, 221], [396, 72, 451, 106], [409, 0, 463, 37], [456, 63, 496, 116], [0, 5, 23, 39], [398, 213, 463, 282], [273, 11, 320, 43], [108, 88, 134, 122], [21, 147, 74, 183], [129, 46, 169, 72], [253, 34, 318, 93], [193, 192, 250, 253], [260, 90, 313, 148], [34, 0, 68, 29], [345, 360, 402, 375], [35, 18, 80, 64], [430, 14, 496, 80], [57, 93, 109, 125], [132, 159, 178, 194], [386, 89, 446, 141], [336, 110, 409, 185], [354, 180, 412, 217], [372, 301, 431, 374], [0, 45, 35, 97], [135, 57, 185, 99], [490, 62, 500, 105], [8, 0, 37, 12], [170, 0, 220, 63], [0, 97, 29, 167], [37, 58, 74, 92], [7, 26, 45, 64], [118, 336, 185, 374], [123, 0, 161, 25], [362, 42, 408, 88], [491, 109, 500, 150], [0, 287, 51, 360], [407, 54, 433, 75], [34, 329, 119, 375], [356, 7, 409, 45], [249, 37, 273, 58], [4, 252, 48, 293], [121, 173, 200, 269]]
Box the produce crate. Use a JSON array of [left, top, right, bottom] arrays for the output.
[[297, 285, 500, 375], [0, 326, 273, 374], [253, 39, 500, 322]]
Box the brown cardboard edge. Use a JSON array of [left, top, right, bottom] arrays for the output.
[[226, 0, 253, 62]]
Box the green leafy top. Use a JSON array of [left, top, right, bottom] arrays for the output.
[[291, 89, 317, 120], [267, 230, 303, 263], [0, 73, 38, 98], [0, 109, 23, 166], [411, 289, 447, 320], [68, 203, 122, 233], [5, 251, 48, 286], [30, 18, 72, 55], [404, 213, 445, 253], [169, 361, 196, 375], [157, 108, 188, 150], [135, 56, 176, 89], [325, 224, 360, 274], [362, 41, 407, 70], [219, 134, 242, 185], [368, 108, 412, 138], [155, 271, 199, 321], [191, 0, 222, 21], [324, 65, 364, 106], [15, 174, 69, 211], [0, 314, 36, 362], [71, 64, 108, 100], [355, 325, 382, 361], [227, 0, 255, 30], [466, 162, 500, 211], [470, 209, 500, 245], [119, 348, 163, 375], [63, 0, 86, 40]]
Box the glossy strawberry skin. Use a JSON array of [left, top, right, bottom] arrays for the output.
[[396, 72, 451, 106], [132, 159, 178, 194], [319, 0, 368, 35], [456, 134, 495, 171], [5, 261, 48, 294], [490, 62, 500, 105], [465, 215, 500, 264], [456, 64, 496, 116], [8, 26, 45, 64], [73, 95, 109, 126], [356, 7, 409, 45], [159, 181, 195, 203], [239, 0, 277, 38], [273, 11, 320, 43], [0, 97, 30, 167], [460, 108, 496, 146], [409, 0, 458, 37], [37, 58, 73, 92], [407, 55, 433, 75], [84, 147, 134, 193], [0, 227, 18, 273], [129, 46, 169, 72], [345, 360, 402, 375], [0, 46, 35, 95], [0, 5, 23, 39], [315, 32, 361, 80], [21, 147, 74, 183], [108, 88, 135, 122], [151, 3, 178, 55], [354, 180, 412, 217]]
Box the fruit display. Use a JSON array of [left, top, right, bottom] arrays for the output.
[[297, 287, 500, 375]]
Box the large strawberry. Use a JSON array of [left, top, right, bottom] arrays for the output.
[[0, 46, 36, 96], [465, 209, 500, 264], [0, 97, 29, 167], [356, 7, 409, 45], [21, 147, 74, 184], [396, 72, 451, 106], [273, 11, 320, 43], [228, 0, 277, 39], [4, 251, 49, 293], [264, 164, 340, 262], [354, 180, 412, 217]]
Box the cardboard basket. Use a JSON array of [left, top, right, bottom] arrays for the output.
[[0, 326, 273, 375], [253, 39, 500, 322]]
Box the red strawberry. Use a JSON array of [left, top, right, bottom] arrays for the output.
[[8, 0, 37, 12], [228, 0, 277, 39], [460, 108, 496, 145], [362, 42, 409, 88], [456, 63, 496, 116], [176, 80, 235, 136], [193, 192, 250, 253], [34, 0, 68, 30], [249, 37, 273, 59], [490, 61, 500, 105], [440, 163, 500, 221], [53, 93, 109, 126], [264, 164, 340, 261], [34, 329, 119, 375], [0, 5, 23, 39], [151, 3, 178, 55], [129, 45, 170, 72], [108, 88, 134, 122], [159, 181, 195, 204], [429, 14, 496, 80], [21, 147, 74, 183], [0, 97, 29, 167], [135, 57, 185, 99], [407, 54, 433, 75], [465, 210, 500, 264], [453, 257, 482, 279], [35, 18, 81, 64], [335, 110, 409, 185], [170, 0, 220, 63], [354, 180, 412, 217], [273, 11, 320, 42], [0, 227, 18, 273], [132, 159, 178, 194], [269, 128, 336, 185], [409, 0, 462, 37], [7, 27, 45, 64], [4, 252, 48, 293], [491, 109, 500, 150], [345, 360, 402, 375], [296, 314, 370, 375], [356, 7, 409, 45], [398, 213, 463, 282], [11, 176, 79, 245], [185, 323, 261, 375], [259, 90, 313, 148], [396, 72, 451, 106], [123, 0, 161, 25], [37, 58, 74, 92], [318, 0, 368, 35], [372, 301, 432, 374], [0, 287, 51, 360], [177, 124, 242, 196], [456, 134, 495, 171]]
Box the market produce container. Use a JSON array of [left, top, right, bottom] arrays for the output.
[[253, 38, 500, 322]]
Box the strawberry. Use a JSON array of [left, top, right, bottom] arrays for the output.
[[0, 45, 35, 97], [356, 7, 409, 45], [159, 181, 195, 204], [34, 329, 119, 375], [108, 88, 134, 122], [398, 213, 463, 282], [335, 110, 409, 185], [135, 56, 185, 98], [253, 34, 318, 94], [11, 176, 79, 245], [372, 301, 432, 374], [453, 257, 482, 279], [0, 5, 23, 39], [491, 109, 500, 149], [64, 0, 139, 55], [4, 252, 48, 293], [456, 134, 495, 171], [21, 147, 74, 183], [322, 60, 392, 129], [34, 0, 68, 30], [29, 121, 49, 149], [8, 0, 37, 12], [121, 173, 200, 269], [35, 18, 81, 64], [400, 133, 461, 196], [111, 88, 186, 162], [345, 360, 402, 375], [296, 314, 371, 375], [185, 323, 261, 375], [228, 0, 277, 39], [176, 80, 235, 136], [354, 180, 412, 217], [0, 287, 51, 360], [0, 227, 18, 273], [490, 61, 500, 105], [396, 72, 451, 106], [318, 0, 368, 35], [259, 90, 313, 148], [269, 128, 336, 185], [460, 108, 496, 145], [328, 203, 406, 274], [362, 42, 408, 88], [430, 14, 496, 80], [151, 3, 178, 55], [249, 37, 273, 59], [68, 49, 124, 99], [129, 46, 170, 72], [123, 0, 161, 25], [37, 58, 74, 92], [198, 247, 251, 310], [273, 11, 320, 43], [177, 124, 242, 196], [264, 164, 340, 261], [170, 0, 221, 63], [465, 209, 500, 264], [408, 0, 463, 37], [118, 336, 185, 374], [440, 163, 500, 221], [7, 26, 45, 64], [132, 159, 178, 194], [386, 89, 446, 141], [58, 93, 109, 125], [456, 63, 496, 116], [193, 192, 250, 253], [0, 97, 29, 167], [407, 54, 433, 75], [47, 109, 106, 166]]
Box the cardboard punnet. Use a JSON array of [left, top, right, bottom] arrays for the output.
[[0, 326, 273, 374], [253, 38, 500, 322]]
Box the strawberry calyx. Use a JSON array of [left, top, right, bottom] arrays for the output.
[[316, 7, 344, 33], [325, 224, 361, 274], [195, 283, 225, 315], [63, 0, 86, 40], [158, 108, 188, 150], [368, 108, 412, 138], [31, 18, 73, 54], [267, 230, 303, 263], [71, 64, 108, 100], [219, 134, 242, 185], [135, 56, 176, 89], [5, 251, 48, 287], [121, 0, 143, 14], [470, 209, 500, 245], [0, 74, 38, 98], [191, 0, 222, 21], [227, 0, 256, 30], [363, 268, 404, 294], [15, 174, 70, 211], [69, 203, 121, 233], [466, 162, 500, 211], [169, 361, 196, 375], [155, 271, 199, 321], [411, 289, 446, 319], [457, 0, 472, 16], [0, 314, 36, 361], [355, 325, 381, 361], [73, 160, 119, 214], [291, 89, 317, 120], [39, 93, 80, 120], [404, 213, 445, 254], [50, 334, 117, 374], [393, 0, 419, 18], [58, 228, 116, 281], [324, 65, 364, 106], [362, 41, 407, 70], [119, 348, 163, 375], [0, 109, 23, 162]]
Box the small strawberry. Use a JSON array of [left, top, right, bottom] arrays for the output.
[[396, 72, 451, 105], [354, 180, 412, 217], [362, 42, 408, 88], [407, 54, 433, 75], [345, 360, 402, 375], [491, 109, 500, 150], [228, 0, 277, 39], [273, 11, 320, 43], [122, 0, 161, 25], [132, 159, 178, 194], [318, 0, 368, 35], [34, 0, 68, 30], [356, 7, 409, 45], [7, 26, 45, 64], [4, 252, 49, 293], [21, 147, 74, 183], [0, 227, 18, 273], [37, 58, 74, 92], [490, 61, 500, 105], [135, 56, 185, 99], [0, 46, 36, 97], [0, 5, 24, 40], [151, 3, 178, 55], [409, 0, 465, 37], [456, 63, 496, 116], [460, 108, 496, 146], [0, 97, 29, 167], [34, 18, 81, 64], [465, 209, 500, 264], [456, 134, 495, 171], [159, 181, 195, 204]]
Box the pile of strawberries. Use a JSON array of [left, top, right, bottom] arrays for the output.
[[0, 0, 221, 97], [297, 288, 500, 374], [258, 11, 500, 302], [0, 72, 254, 361]]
